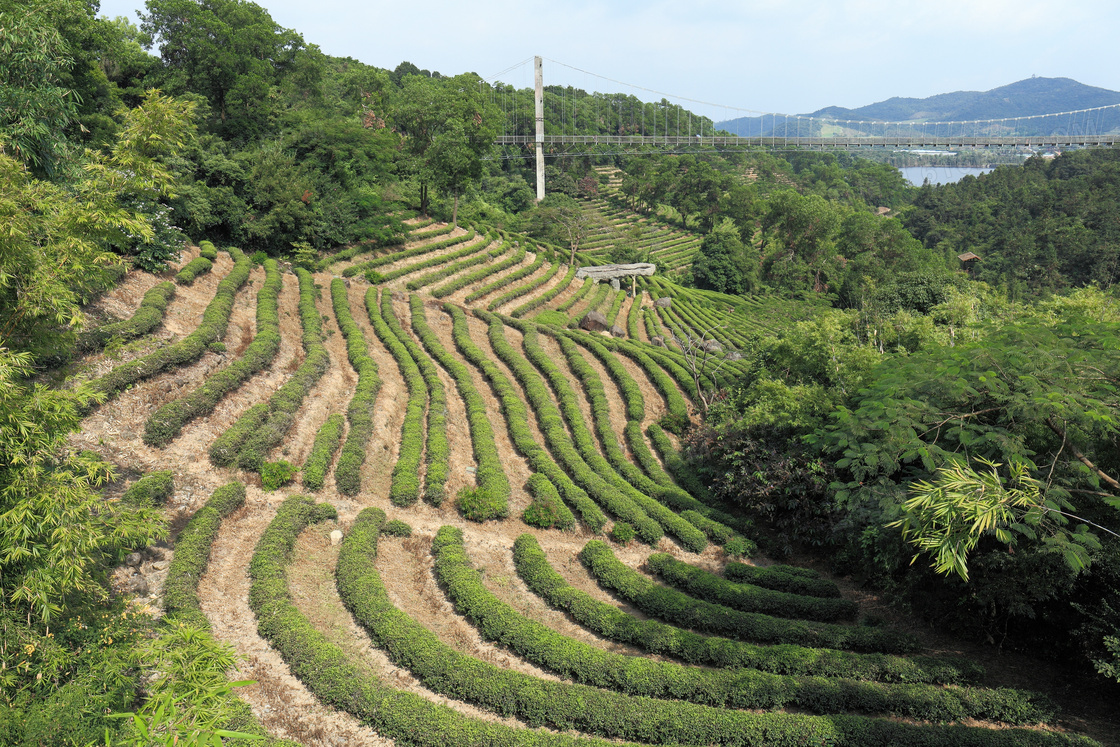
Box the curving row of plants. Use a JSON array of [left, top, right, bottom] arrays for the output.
[[449, 307, 598, 530], [430, 240, 526, 299], [405, 235, 506, 292], [510, 265, 577, 318], [647, 553, 857, 622], [431, 528, 1051, 725], [721, 558, 842, 598], [143, 259, 282, 446], [511, 534, 979, 684], [315, 224, 432, 272], [567, 281, 612, 329], [253, 499, 628, 747], [518, 322, 705, 550], [384, 291, 449, 505], [554, 277, 594, 314], [328, 278, 381, 495], [120, 470, 174, 507], [603, 289, 626, 327], [580, 540, 917, 654], [209, 268, 329, 472], [366, 288, 427, 506], [469, 250, 547, 306], [300, 413, 345, 491], [89, 247, 252, 405], [341, 227, 474, 278], [591, 336, 690, 432], [410, 297, 509, 520], [79, 281, 176, 352], [175, 255, 213, 286], [477, 311, 660, 541]]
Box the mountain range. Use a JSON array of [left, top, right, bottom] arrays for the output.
[[715, 77, 1120, 138]]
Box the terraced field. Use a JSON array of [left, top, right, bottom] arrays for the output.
[[74, 217, 1106, 746]]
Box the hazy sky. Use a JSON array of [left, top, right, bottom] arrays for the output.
[[96, 0, 1120, 121]]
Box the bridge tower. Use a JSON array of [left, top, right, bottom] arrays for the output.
[[535, 55, 545, 201]]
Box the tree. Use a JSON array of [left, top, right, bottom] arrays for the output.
[[762, 190, 841, 293], [691, 221, 755, 295], [524, 194, 600, 265]]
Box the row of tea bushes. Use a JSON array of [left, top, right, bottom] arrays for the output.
[[209, 268, 328, 472], [341, 227, 473, 278], [554, 277, 594, 314], [468, 251, 547, 306], [510, 266, 577, 318], [175, 255, 213, 285], [478, 312, 658, 541], [385, 292, 449, 505], [90, 247, 251, 405], [592, 337, 690, 432], [120, 470, 174, 507], [329, 279, 381, 495], [78, 281, 176, 351], [567, 281, 612, 329], [430, 240, 526, 299], [647, 553, 857, 622], [511, 534, 980, 684], [300, 413, 345, 491], [431, 529, 1049, 724], [366, 288, 427, 506], [580, 540, 918, 655], [143, 259, 282, 446], [410, 298, 509, 520], [406, 234, 506, 292]]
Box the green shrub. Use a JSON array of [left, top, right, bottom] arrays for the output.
[[609, 522, 635, 545], [431, 240, 525, 298], [406, 234, 505, 291], [261, 460, 298, 491], [301, 413, 345, 491], [78, 281, 176, 352], [512, 534, 981, 685], [331, 279, 380, 496], [146, 259, 282, 447], [175, 255, 213, 285], [457, 485, 508, 522], [449, 309, 603, 532], [249, 250, 269, 265], [580, 540, 918, 654], [431, 529, 1048, 726], [522, 473, 575, 529], [120, 470, 174, 507], [365, 269, 386, 284], [723, 560, 840, 597], [90, 247, 251, 407], [723, 535, 756, 558], [199, 241, 218, 260], [382, 519, 412, 537], [208, 341, 226, 353], [511, 265, 577, 318]]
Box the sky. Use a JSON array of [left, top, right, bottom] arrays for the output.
[[96, 0, 1120, 122]]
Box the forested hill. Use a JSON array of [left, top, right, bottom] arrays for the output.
[[716, 76, 1120, 135]]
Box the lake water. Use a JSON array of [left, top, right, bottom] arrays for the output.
[[898, 166, 994, 186]]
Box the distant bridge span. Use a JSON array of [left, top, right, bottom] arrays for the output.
[[496, 134, 1119, 150]]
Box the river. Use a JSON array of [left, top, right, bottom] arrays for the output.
[[898, 166, 995, 186]]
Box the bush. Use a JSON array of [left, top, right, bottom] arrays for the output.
[[431, 240, 525, 298], [580, 540, 918, 655], [120, 470, 174, 507], [513, 534, 982, 685], [449, 309, 603, 531], [301, 413, 345, 491], [522, 473, 575, 529], [199, 241, 218, 260], [535, 309, 569, 326], [78, 281, 176, 352], [382, 519, 412, 537], [432, 529, 1048, 726], [90, 247, 251, 406], [457, 485, 508, 522], [249, 250, 269, 266], [261, 460, 298, 491], [511, 266, 578, 318], [175, 255, 213, 285], [609, 522, 635, 545], [331, 279, 381, 495], [724, 560, 840, 597], [145, 259, 282, 447]]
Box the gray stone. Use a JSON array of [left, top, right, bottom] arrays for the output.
[[702, 340, 723, 353], [651, 335, 667, 348], [610, 278, 620, 291], [575, 263, 656, 282], [654, 297, 672, 308], [330, 530, 344, 546], [726, 351, 743, 361], [580, 311, 610, 332], [125, 552, 142, 567], [609, 324, 626, 338], [128, 574, 149, 596]]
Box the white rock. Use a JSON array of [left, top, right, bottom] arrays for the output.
[[330, 529, 343, 546]]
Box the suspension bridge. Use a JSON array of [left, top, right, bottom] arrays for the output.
[[485, 57, 1120, 199]]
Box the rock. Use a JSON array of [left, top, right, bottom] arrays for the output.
[[128, 574, 149, 596], [702, 340, 723, 353], [125, 552, 143, 567], [610, 278, 620, 291], [609, 324, 626, 338], [651, 335, 667, 348], [726, 351, 743, 361], [580, 311, 610, 332], [152, 560, 169, 571], [391, 291, 406, 302], [654, 297, 672, 308], [342, 278, 351, 288], [330, 530, 343, 546], [575, 263, 656, 282]]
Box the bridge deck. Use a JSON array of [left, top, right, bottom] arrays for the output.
[[496, 134, 1118, 148]]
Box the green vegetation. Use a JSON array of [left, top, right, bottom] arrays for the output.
[[78, 282, 176, 352], [301, 413, 345, 491], [332, 278, 381, 496]]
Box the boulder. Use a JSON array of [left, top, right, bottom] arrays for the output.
[[651, 335, 667, 348], [702, 340, 723, 353], [610, 278, 620, 291], [580, 311, 610, 332], [654, 297, 672, 308], [610, 324, 626, 338], [330, 530, 344, 546], [575, 263, 656, 281], [127, 574, 149, 596], [125, 552, 143, 567], [726, 351, 743, 361]]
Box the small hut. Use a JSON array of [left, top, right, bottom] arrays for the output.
[[958, 252, 981, 272]]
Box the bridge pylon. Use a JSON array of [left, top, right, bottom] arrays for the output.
[[534, 56, 545, 202]]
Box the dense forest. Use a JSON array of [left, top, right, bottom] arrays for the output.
[[3, 0, 1120, 744]]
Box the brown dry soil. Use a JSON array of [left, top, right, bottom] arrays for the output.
[[73, 239, 1120, 747]]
